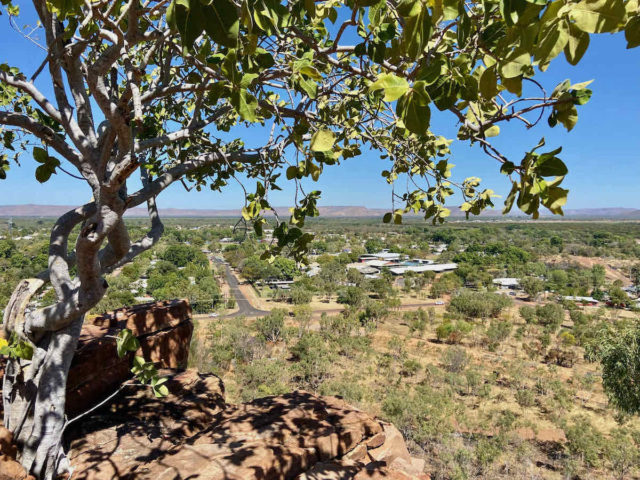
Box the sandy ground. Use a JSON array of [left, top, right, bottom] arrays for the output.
[[545, 254, 632, 286]]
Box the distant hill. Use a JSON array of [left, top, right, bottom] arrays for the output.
[[1, 204, 639, 219]]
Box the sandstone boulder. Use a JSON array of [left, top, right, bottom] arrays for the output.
[[66, 299, 193, 417], [68, 375, 428, 480]]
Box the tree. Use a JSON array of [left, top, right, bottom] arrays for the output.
[[520, 276, 545, 299], [590, 265, 606, 291], [364, 238, 384, 254], [448, 289, 512, 318], [337, 286, 367, 307], [256, 309, 286, 342], [608, 286, 629, 307], [630, 264, 640, 289], [0, 0, 638, 476], [587, 322, 640, 415]]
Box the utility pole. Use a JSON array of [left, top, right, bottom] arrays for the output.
[[8, 217, 13, 239]]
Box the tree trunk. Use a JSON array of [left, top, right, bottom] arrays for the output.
[[3, 315, 83, 480]]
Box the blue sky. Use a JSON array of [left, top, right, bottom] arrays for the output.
[[1, 4, 639, 212]]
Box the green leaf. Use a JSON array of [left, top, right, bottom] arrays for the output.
[[503, 182, 519, 214], [153, 383, 169, 398], [396, 81, 431, 135], [230, 89, 258, 122], [33, 147, 48, 164], [485, 125, 500, 137], [400, 2, 432, 59], [479, 66, 498, 99], [442, 0, 459, 20], [555, 105, 579, 131], [501, 75, 522, 95], [536, 155, 568, 176], [564, 22, 590, 64], [201, 0, 239, 47], [500, 0, 527, 25], [310, 129, 335, 152], [500, 49, 531, 78], [568, 0, 626, 33], [369, 73, 410, 102], [543, 186, 568, 214], [625, 15, 640, 48], [286, 165, 298, 180], [116, 329, 140, 358], [13, 340, 33, 360], [535, 20, 570, 69]]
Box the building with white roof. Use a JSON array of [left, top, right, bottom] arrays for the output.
[[493, 278, 520, 289], [388, 263, 457, 275]]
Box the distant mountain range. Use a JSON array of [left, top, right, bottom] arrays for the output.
[[1, 204, 639, 220]]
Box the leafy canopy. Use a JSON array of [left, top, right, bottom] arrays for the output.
[[0, 0, 638, 261]]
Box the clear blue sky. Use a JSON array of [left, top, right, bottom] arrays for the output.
[[1, 3, 639, 212]]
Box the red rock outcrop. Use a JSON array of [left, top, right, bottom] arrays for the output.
[[0, 299, 194, 419], [68, 373, 428, 480], [66, 299, 194, 417]]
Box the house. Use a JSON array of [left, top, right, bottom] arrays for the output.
[[359, 251, 402, 262], [388, 263, 458, 275], [305, 264, 321, 277], [493, 278, 520, 290], [563, 296, 599, 306]]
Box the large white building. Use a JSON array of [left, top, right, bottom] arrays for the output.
[[388, 263, 458, 275]]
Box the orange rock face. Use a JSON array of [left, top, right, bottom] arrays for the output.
[[66, 299, 194, 416], [68, 377, 428, 480]]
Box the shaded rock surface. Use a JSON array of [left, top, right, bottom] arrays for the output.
[[67, 299, 194, 417], [68, 370, 428, 480], [0, 299, 194, 420]]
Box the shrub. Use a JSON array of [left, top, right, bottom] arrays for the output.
[[442, 346, 469, 373], [436, 320, 472, 344], [605, 428, 639, 479], [256, 309, 286, 342], [559, 330, 576, 346], [515, 388, 536, 407], [536, 303, 565, 331], [236, 358, 290, 401], [291, 332, 333, 389], [401, 359, 421, 377], [293, 304, 312, 336], [544, 347, 576, 368], [406, 308, 429, 336], [593, 322, 640, 415], [449, 290, 512, 318], [519, 305, 536, 323], [337, 286, 366, 307], [485, 319, 512, 351], [319, 379, 365, 404], [290, 286, 313, 305], [565, 416, 604, 468], [382, 385, 457, 445]]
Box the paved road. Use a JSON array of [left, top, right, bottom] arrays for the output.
[[212, 258, 269, 318]]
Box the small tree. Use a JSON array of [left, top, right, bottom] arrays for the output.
[[256, 309, 286, 342]]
